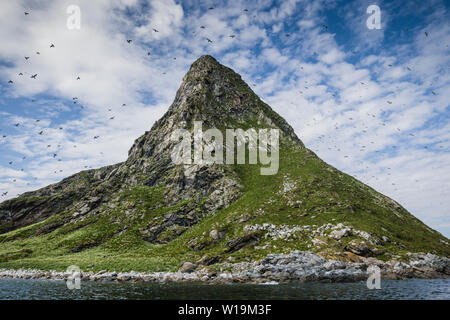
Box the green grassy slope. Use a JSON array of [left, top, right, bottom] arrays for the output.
[[1, 139, 448, 272]]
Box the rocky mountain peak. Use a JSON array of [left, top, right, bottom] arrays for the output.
[[167, 54, 259, 117], [1, 55, 448, 272], [177, 54, 240, 91], [127, 55, 302, 161], [184, 54, 223, 76]]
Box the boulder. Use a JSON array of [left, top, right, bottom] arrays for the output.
[[179, 262, 197, 273], [225, 233, 261, 253], [209, 229, 225, 241], [345, 241, 373, 257], [329, 227, 351, 240], [197, 255, 221, 266]]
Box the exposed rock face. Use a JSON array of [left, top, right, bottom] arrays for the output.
[[226, 251, 450, 283], [345, 241, 373, 257], [0, 55, 449, 275], [0, 164, 120, 234], [2, 56, 289, 240], [1, 251, 448, 283], [0, 55, 304, 240]]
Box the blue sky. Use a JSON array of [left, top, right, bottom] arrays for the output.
[[0, 0, 449, 237]]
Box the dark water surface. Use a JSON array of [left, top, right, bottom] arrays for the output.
[[0, 278, 448, 300]]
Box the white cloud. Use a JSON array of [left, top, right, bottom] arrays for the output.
[[319, 48, 346, 64], [135, 0, 184, 41]]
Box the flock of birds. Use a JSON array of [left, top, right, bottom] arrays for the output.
[[1, 10, 138, 196], [1, 7, 256, 197], [125, 7, 248, 46], [285, 31, 443, 192], [0, 8, 446, 199]]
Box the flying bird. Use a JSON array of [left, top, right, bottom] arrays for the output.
[[76, 76, 80, 80], [50, 43, 55, 48], [127, 39, 132, 43], [25, 56, 30, 60], [153, 28, 159, 32], [206, 38, 213, 43], [424, 31, 428, 37], [24, 12, 29, 15], [229, 35, 235, 38], [31, 74, 37, 79], [8, 80, 13, 84]]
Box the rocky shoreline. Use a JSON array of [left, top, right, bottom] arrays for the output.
[[1, 251, 449, 284]]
